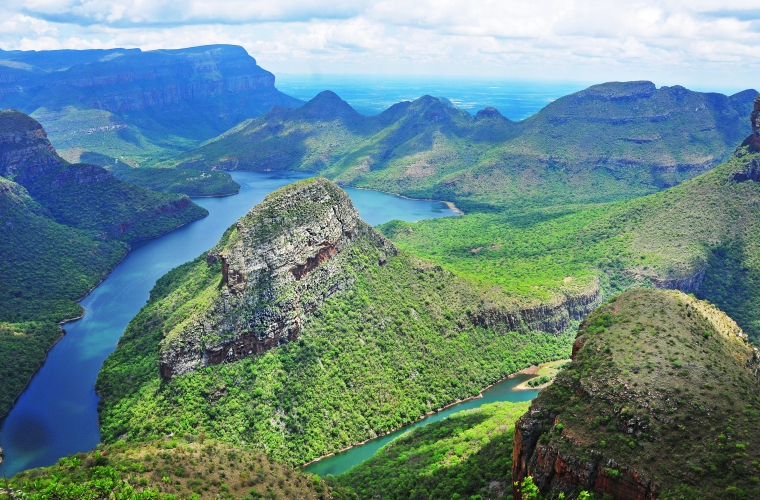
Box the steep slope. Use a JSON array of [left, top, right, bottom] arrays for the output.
[[0, 45, 302, 167], [336, 401, 530, 499], [512, 288, 760, 499], [0, 109, 208, 242], [0, 110, 206, 418], [5, 435, 355, 499], [96, 178, 577, 466], [0, 176, 127, 416], [383, 108, 760, 344], [167, 82, 756, 212]]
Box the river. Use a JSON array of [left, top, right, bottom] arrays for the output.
[[0, 171, 458, 477], [303, 373, 540, 476]]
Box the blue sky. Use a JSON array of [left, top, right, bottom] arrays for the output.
[[1, 0, 759, 91]]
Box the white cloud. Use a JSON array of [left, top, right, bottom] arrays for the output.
[[0, 0, 759, 90]]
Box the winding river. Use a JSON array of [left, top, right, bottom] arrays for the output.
[[0, 171, 459, 477]]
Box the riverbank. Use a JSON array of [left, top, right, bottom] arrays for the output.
[[512, 359, 571, 390], [300, 359, 564, 470]]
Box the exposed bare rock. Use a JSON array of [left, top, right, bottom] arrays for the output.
[[159, 178, 396, 378]]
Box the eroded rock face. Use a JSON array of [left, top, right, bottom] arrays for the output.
[[159, 178, 396, 378], [0, 109, 62, 183], [747, 95, 760, 152], [472, 281, 603, 334]]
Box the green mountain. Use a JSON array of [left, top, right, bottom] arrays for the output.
[[382, 100, 760, 344], [95, 178, 577, 466], [0, 110, 207, 417], [336, 401, 530, 499], [5, 435, 355, 500], [167, 83, 757, 212], [0, 45, 302, 166], [513, 288, 760, 499]]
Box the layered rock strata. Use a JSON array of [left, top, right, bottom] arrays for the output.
[[159, 178, 396, 378], [512, 289, 760, 499]]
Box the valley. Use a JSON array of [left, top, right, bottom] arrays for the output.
[[2, 42, 760, 500]]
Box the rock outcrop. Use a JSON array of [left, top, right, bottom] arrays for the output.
[[159, 178, 396, 378], [749, 95, 760, 152], [0, 109, 62, 183], [512, 289, 760, 499], [472, 281, 603, 334]]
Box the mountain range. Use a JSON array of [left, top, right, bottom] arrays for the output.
[[166, 82, 757, 212]]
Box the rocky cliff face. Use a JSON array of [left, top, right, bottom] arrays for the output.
[[512, 289, 760, 499], [749, 95, 760, 152], [159, 178, 396, 378], [0, 109, 62, 183], [472, 280, 603, 334]]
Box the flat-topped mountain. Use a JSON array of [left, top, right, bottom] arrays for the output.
[[512, 288, 760, 499], [0, 45, 302, 166], [167, 82, 756, 212]]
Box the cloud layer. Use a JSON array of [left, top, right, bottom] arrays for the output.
[[1, 0, 759, 90]]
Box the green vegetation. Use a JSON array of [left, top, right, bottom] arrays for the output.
[[110, 164, 240, 197], [335, 401, 529, 499], [0, 322, 63, 416], [0, 110, 209, 417], [1, 435, 354, 500], [0, 177, 127, 416], [97, 246, 572, 466], [518, 288, 760, 499], [383, 146, 760, 343], [167, 84, 756, 213]]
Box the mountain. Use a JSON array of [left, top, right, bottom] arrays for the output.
[[166, 83, 756, 212], [0, 45, 303, 166], [5, 435, 356, 499], [383, 97, 760, 344], [512, 288, 760, 499], [95, 178, 576, 466], [0, 110, 207, 418]]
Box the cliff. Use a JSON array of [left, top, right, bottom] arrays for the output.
[[0, 109, 62, 183], [0, 45, 303, 167], [512, 288, 760, 499], [159, 178, 396, 378]]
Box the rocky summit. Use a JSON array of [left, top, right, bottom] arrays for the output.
[[512, 288, 760, 500], [159, 177, 396, 378]]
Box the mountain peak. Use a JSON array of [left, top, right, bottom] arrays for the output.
[[159, 177, 396, 378], [300, 91, 362, 120], [575, 80, 657, 101]]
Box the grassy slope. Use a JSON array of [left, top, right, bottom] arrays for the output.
[[382, 145, 760, 343], [2, 436, 355, 500], [335, 401, 530, 500], [525, 288, 760, 499], [96, 240, 572, 467], [166, 84, 756, 213]]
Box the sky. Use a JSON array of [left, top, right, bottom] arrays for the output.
[[1, 0, 760, 91]]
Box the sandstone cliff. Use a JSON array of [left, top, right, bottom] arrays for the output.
[[0, 109, 62, 183], [512, 289, 760, 499], [159, 178, 396, 378]]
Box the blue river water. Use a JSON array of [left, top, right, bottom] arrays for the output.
[[276, 74, 590, 121], [0, 171, 458, 477]]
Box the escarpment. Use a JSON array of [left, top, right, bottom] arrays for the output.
[[472, 280, 603, 334], [159, 178, 396, 378], [512, 289, 760, 500], [0, 109, 62, 183]]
